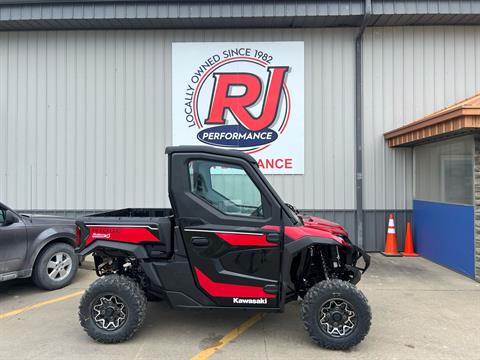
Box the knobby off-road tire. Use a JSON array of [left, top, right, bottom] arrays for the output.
[[79, 274, 147, 344], [302, 279, 371, 350], [32, 242, 78, 290]]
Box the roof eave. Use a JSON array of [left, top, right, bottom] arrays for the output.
[[0, 1, 480, 30]]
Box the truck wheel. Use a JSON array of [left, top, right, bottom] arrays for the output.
[[79, 275, 147, 343], [32, 242, 78, 290], [302, 280, 371, 350]]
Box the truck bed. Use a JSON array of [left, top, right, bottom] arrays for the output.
[[76, 208, 174, 258]]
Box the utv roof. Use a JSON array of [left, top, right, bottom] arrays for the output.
[[165, 146, 257, 164]]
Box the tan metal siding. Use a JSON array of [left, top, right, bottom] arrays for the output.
[[363, 26, 480, 210], [0, 28, 356, 211]]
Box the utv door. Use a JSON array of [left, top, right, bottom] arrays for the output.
[[169, 152, 283, 309]]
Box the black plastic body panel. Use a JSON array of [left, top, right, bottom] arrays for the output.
[[78, 240, 150, 258], [148, 261, 215, 307], [91, 208, 173, 218], [76, 216, 173, 257], [165, 145, 257, 164]]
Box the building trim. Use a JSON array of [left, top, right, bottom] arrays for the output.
[[0, 1, 478, 30], [385, 93, 480, 147], [354, 0, 371, 248]]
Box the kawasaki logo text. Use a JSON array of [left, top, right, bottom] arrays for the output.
[[232, 298, 268, 304]]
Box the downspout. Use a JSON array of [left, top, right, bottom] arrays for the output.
[[355, 0, 371, 247]]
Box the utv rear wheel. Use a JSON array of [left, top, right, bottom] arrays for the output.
[[79, 275, 147, 343], [302, 280, 371, 350]]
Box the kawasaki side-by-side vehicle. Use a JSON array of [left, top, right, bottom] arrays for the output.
[[75, 146, 371, 350]]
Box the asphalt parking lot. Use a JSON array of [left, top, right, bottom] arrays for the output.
[[0, 254, 479, 360]]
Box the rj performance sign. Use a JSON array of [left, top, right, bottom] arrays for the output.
[[172, 42, 304, 174]]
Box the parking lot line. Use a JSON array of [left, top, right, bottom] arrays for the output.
[[0, 290, 85, 320], [190, 313, 264, 360]]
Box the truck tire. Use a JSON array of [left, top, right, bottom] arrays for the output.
[[79, 274, 147, 343], [32, 242, 78, 290], [302, 279, 371, 350]]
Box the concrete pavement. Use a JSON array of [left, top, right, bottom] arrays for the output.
[[0, 254, 479, 360]]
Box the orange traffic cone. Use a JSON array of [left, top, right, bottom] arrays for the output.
[[401, 222, 419, 257], [381, 214, 402, 257]]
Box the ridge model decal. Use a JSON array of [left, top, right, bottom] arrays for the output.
[[85, 225, 160, 245]]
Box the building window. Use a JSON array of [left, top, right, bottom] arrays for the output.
[[414, 136, 473, 205]]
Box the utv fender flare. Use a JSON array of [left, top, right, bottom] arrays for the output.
[[78, 241, 149, 259], [282, 236, 345, 299], [284, 236, 342, 256], [78, 241, 163, 289]]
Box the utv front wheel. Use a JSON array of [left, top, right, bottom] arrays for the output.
[[302, 280, 371, 350], [79, 275, 147, 343]]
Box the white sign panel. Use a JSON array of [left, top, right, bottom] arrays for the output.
[[172, 42, 304, 174]]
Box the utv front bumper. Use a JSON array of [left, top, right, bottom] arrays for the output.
[[345, 245, 370, 284], [353, 245, 370, 272]]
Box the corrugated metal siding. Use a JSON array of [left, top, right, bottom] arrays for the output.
[[363, 209, 412, 251], [0, 28, 356, 211], [372, 1, 480, 15], [0, 2, 363, 22], [1, 1, 480, 31], [363, 26, 480, 210]]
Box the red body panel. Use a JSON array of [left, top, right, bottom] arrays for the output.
[[284, 225, 349, 246], [300, 215, 349, 237], [194, 267, 276, 299], [85, 226, 160, 245], [216, 232, 277, 247], [261, 225, 281, 232], [269, 216, 350, 246], [284, 226, 333, 240], [262, 217, 349, 245]]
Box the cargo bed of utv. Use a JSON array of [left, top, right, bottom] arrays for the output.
[[79, 208, 174, 259]]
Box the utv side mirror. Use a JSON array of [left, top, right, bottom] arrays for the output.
[[3, 210, 18, 226]]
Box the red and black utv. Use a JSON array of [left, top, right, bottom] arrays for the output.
[[75, 146, 371, 350]]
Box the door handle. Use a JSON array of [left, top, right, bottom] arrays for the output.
[[266, 232, 281, 244], [263, 284, 278, 295], [191, 236, 209, 247]]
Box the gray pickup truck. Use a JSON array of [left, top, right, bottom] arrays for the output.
[[0, 202, 78, 290]]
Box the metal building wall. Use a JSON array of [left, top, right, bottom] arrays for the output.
[[362, 25, 480, 250], [0, 28, 356, 214], [363, 25, 480, 210], [1, 0, 480, 30]]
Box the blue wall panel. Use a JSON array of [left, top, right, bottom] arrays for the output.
[[413, 200, 475, 278]]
